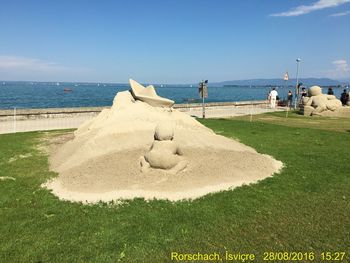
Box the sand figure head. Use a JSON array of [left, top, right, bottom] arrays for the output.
[[154, 122, 175, 141], [309, 86, 322, 96]]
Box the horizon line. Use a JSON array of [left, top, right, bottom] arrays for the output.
[[1, 77, 349, 85]]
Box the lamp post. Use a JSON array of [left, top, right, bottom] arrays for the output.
[[295, 58, 301, 109], [199, 80, 208, 118]]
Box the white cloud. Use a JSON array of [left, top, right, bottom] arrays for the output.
[[0, 55, 89, 73], [271, 0, 350, 17], [333, 59, 350, 72], [326, 59, 350, 78], [329, 10, 350, 16]]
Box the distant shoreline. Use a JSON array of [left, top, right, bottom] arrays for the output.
[[1, 78, 349, 87]]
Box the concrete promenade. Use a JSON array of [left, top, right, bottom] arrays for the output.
[[0, 100, 283, 134]]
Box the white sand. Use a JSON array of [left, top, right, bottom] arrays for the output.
[[44, 91, 283, 202]]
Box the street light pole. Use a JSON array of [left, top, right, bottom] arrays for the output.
[[202, 91, 205, 118], [295, 58, 301, 109], [199, 80, 208, 118]]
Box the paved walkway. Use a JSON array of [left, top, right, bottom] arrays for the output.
[[0, 106, 283, 134], [0, 116, 93, 134]]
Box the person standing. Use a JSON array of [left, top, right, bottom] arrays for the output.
[[269, 88, 278, 109], [327, 87, 334, 95], [340, 89, 349, 105], [301, 87, 307, 97], [287, 90, 293, 108]]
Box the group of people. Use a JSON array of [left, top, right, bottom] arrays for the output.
[[327, 87, 349, 105], [286, 87, 307, 108], [267, 87, 301, 109], [267, 86, 350, 109], [267, 88, 296, 109]]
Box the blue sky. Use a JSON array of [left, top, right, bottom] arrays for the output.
[[0, 0, 349, 83]]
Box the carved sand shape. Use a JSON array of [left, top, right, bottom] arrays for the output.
[[140, 122, 187, 174], [303, 86, 342, 115], [129, 79, 175, 108]]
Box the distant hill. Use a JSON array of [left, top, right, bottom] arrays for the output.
[[211, 78, 342, 87]]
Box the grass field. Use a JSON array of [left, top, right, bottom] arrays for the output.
[[235, 111, 350, 133], [0, 114, 349, 262]]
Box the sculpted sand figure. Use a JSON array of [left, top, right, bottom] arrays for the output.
[[140, 122, 188, 174], [129, 79, 174, 108], [303, 86, 342, 115], [44, 79, 283, 202]]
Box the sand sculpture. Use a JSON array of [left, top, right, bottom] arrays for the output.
[[302, 86, 350, 117], [129, 79, 174, 107], [44, 79, 282, 202], [140, 122, 188, 174]]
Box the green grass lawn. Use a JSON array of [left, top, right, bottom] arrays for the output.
[[1, 116, 349, 262], [234, 111, 350, 133]]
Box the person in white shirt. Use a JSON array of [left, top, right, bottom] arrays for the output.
[[269, 88, 278, 108]]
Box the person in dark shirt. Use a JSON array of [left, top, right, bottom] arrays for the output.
[[340, 89, 349, 106], [327, 87, 334, 95], [301, 87, 307, 97]]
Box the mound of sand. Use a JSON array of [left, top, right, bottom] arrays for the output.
[[44, 90, 282, 202]]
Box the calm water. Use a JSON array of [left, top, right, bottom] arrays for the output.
[[0, 82, 345, 109]]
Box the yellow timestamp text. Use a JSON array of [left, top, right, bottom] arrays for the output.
[[262, 251, 347, 261]]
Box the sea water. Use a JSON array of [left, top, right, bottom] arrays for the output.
[[0, 82, 344, 109]]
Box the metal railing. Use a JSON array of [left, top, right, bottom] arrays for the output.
[[0, 101, 282, 134]]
